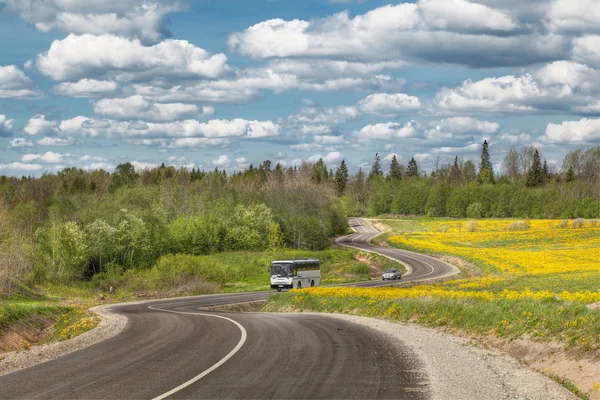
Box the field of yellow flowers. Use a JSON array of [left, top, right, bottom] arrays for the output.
[[265, 218, 600, 354]]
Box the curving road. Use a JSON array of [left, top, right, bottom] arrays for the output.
[[0, 218, 457, 400], [336, 218, 458, 287]]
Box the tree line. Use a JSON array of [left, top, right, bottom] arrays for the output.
[[0, 143, 598, 291]]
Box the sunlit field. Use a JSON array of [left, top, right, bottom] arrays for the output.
[[266, 218, 600, 354]]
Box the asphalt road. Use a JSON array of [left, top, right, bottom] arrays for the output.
[[0, 218, 456, 399]]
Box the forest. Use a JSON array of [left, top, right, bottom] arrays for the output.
[[0, 143, 598, 296]]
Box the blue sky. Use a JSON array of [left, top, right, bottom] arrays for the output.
[[0, 0, 599, 176]]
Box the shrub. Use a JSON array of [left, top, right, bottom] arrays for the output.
[[506, 221, 530, 231], [466, 202, 483, 219], [351, 263, 371, 276], [557, 219, 569, 229], [439, 225, 450, 233], [571, 218, 585, 228], [466, 221, 478, 232]]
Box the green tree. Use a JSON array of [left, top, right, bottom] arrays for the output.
[[110, 163, 138, 192], [407, 157, 419, 178], [566, 165, 575, 183], [478, 140, 494, 183], [369, 153, 383, 180], [526, 149, 543, 187], [334, 160, 349, 196], [388, 155, 403, 180], [312, 158, 328, 184]]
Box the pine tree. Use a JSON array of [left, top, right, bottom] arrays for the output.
[[334, 160, 349, 196], [312, 158, 328, 184], [407, 157, 419, 177], [478, 140, 494, 183], [542, 159, 549, 184], [369, 153, 383, 180], [388, 155, 402, 180], [526, 149, 543, 187]]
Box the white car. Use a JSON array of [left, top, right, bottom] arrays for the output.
[[382, 268, 402, 280]]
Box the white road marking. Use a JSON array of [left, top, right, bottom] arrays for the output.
[[148, 306, 247, 400]]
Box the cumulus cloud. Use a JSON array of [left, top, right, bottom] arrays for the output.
[[9, 138, 33, 148], [24, 115, 57, 135], [34, 34, 230, 81], [21, 151, 64, 163], [308, 151, 344, 165], [355, 122, 416, 139], [0, 114, 14, 136], [57, 116, 278, 139], [228, 3, 564, 68], [84, 162, 116, 171], [546, 0, 600, 34], [544, 118, 600, 143], [0, 162, 43, 172], [383, 153, 402, 163], [54, 79, 118, 97], [212, 155, 231, 168], [37, 137, 76, 146], [425, 117, 500, 140], [432, 143, 480, 154], [0, 65, 43, 99], [168, 138, 229, 148], [94, 95, 214, 122], [358, 93, 421, 116], [572, 35, 600, 68], [235, 157, 251, 169], [314, 135, 345, 145], [131, 161, 159, 171], [2, 0, 184, 44]]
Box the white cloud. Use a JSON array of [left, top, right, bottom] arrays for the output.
[[24, 115, 57, 135], [300, 125, 331, 135], [2, 0, 184, 44], [228, 3, 562, 68], [425, 117, 500, 140], [500, 132, 531, 143], [314, 135, 345, 145], [432, 143, 480, 154], [9, 138, 33, 148], [212, 155, 231, 168], [168, 138, 229, 148], [289, 143, 322, 151], [35, 34, 230, 81], [37, 137, 75, 146], [419, 0, 518, 32], [308, 151, 344, 165], [94, 95, 213, 122], [84, 162, 115, 171], [414, 153, 431, 162], [0, 65, 43, 99], [0, 162, 43, 172], [544, 118, 600, 143], [358, 93, 421, 116], [57, 116, 278, 139], [546, 0, 600, 34], [247, 121, 280, 138], [54, 79, 118, 97], [572, 35, 600, 68], [235, 157, 251, 169], [287, 105, 359, 126], [21, 151, 64, 163], [0, 114, 14, 136], [80, 155, 106, 162], [356, 122, 416, 139], [130, 161, 159, 171]]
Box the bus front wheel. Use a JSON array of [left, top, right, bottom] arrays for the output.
[[297, 282, 302, 289], [311, 280, 314, 287]]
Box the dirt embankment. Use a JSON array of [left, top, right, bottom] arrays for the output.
[[0, 317, 55, 353]]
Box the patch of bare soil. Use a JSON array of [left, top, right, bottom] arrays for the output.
[[587, 301, 600, 311], [0, 317, 55, 353], [355, 254, 383, 278], [202, 300, 266, 312], [437, 255, 485, 278], [371, 220, 391, 233]]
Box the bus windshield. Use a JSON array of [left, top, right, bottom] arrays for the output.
[[271, 263, 294, 277]]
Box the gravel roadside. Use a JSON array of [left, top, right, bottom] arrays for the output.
[[0, 305, 128, 377], [319, 313, 577, 400]]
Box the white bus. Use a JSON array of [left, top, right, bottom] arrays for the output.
[[270, 259, 320, 291]]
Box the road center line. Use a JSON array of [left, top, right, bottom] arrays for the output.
[[148, 306, 248, 400]]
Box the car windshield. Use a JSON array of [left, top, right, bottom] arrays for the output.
[[271, 263, 293, 277], [385, 269, 398, 273]]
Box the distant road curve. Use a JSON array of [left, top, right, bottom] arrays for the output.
[[336, 218, 459, 287]]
